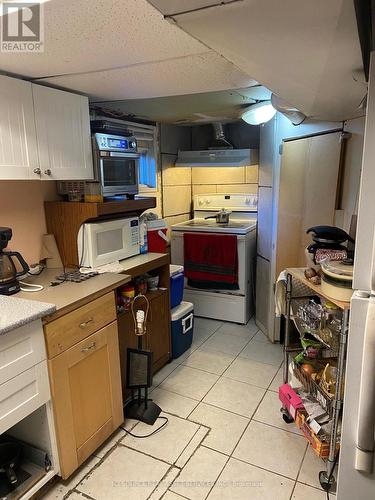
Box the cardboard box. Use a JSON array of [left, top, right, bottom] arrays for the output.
[[296, 410, 339, 458]]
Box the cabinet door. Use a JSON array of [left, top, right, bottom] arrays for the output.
[[146, 292, 171, 371], [0, 76, 39, 179], [49, 321, 123, 479], [32, 84, 93, 180]]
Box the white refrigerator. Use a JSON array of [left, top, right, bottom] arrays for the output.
[[336, 51, 375, 499]]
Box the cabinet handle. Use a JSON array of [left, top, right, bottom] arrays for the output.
[[44, 169, 52, 176], [81, 341, 96, 353], [33, 168, 41, 175], [79, 318, 94, 328]]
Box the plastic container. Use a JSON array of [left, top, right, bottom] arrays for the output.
[[139, 217, 148, 254], [84, 181, 103, 203], [170, 264, 184, 309], [171, 301, 194, 359], [147, 219, 168, 253]]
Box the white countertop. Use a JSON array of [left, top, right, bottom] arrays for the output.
[[0, 295, 56, 335], [17, 268, 131, 318], [119, 252, 168, 271], [0, 253, 168, 333]]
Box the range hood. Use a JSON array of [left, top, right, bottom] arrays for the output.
[[175, 148, 258, 167]]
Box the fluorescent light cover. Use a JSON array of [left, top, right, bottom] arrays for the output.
[[241, 101, 276, 125]]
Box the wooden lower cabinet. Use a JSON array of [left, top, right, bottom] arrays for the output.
[[48, 321, 123, 479], [146, 291, 171, 371]]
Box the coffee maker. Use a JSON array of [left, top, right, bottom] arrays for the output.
[[0, 227, 29, 295]]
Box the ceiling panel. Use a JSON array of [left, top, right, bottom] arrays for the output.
[[148, 0, 236, 16], [34, 52, 256, 101], [0, 0, 206, 78], [98, 86, 269, 123], [151, 0, 365, 120]]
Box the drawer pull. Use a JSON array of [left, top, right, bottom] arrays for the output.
[[79, 318, 94, 328], [81, 342, 96, 353]]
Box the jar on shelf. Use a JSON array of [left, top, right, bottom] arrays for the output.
[[119, 284, 135, 310], [84, 181, 103, 203]]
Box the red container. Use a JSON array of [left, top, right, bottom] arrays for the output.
[[147, 220, 168, 253], [278, 383, 304, 420]]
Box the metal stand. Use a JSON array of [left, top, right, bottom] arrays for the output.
[[319, 308, 349, 491], [280, 271, 350, 493]]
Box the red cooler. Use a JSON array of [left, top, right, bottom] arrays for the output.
[[147, 219, 168, 253]]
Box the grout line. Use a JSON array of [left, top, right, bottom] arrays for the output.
[[71, 489, 96, 499], [200, 443, 230, 459], [174, 424, 208, 465], [119, 440, 177, 467], [230, 454, 300, 483], [251, 418, 306, 437], [289, 481, 298, 500], [187, 399, 253, 421], [146, 463, 179, 500]]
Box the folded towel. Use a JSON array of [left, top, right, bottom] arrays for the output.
[[275, 271, 287, 316], [184, 232, 238, 289]]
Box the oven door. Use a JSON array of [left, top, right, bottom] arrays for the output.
[[170, 230, 248, 295], [99, 152, 139, 196]]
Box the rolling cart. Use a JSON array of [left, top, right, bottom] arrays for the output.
[[281, 268, 350, 493]]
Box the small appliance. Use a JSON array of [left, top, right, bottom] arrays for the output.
[[77, 217, 140, 269], [305, 225, 354, 268], [0, 227, 29, 295], [58, 132, 140, 200]]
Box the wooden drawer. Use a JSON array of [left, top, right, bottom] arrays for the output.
[[0, 361, 50, 434], [0, 319, 46, 386], [44, 292, 116, 358]]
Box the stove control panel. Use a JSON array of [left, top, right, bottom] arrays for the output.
[[194, 193, 258, 211]]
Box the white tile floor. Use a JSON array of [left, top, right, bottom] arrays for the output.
[[42, 317, 332, 500]]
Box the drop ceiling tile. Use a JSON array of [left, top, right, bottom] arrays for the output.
[[0, 0, 206, 78], [149, 0, 235, 16], [165, 0, 365, 120], [34, 52, 254, 100]]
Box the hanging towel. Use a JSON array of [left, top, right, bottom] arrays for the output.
[[275, 271, 287, 317], [183, 233, 239, 290]]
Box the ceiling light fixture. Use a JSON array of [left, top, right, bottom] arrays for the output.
[[241, 101, 276, 125]]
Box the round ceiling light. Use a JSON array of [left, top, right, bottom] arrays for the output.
[[241, 101, 277, 125]]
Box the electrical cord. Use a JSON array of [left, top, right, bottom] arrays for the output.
[[19, 281, 44, 292], [120, 416, 168, 438], [325, 453, 339, 500]]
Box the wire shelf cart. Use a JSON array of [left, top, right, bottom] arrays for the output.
[[281, 268, 350, 494]]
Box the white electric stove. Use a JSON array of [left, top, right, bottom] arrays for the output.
[[170, 193, 257, 324]]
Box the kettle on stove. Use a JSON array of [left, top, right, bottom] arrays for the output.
[[0, 227, 29, 295]]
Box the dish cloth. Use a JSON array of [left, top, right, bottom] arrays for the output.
[[184, 232, 238, 290]]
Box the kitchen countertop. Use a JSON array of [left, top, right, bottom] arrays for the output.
[[17, 268, 131, 321], [0, 295, 56, 335], [1, 253, 169, 332]]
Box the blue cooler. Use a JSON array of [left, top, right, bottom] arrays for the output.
[[171, 301, 194, 359], [170, 264, 184, 309]]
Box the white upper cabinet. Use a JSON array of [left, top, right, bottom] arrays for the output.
[[0, 76, 39, 180], [32, 84, 93, 180]]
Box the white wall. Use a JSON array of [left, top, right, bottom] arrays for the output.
[[341, 116, 365, 232]]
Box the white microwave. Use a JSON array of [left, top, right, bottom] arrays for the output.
[[77, 217, 140, 268]]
